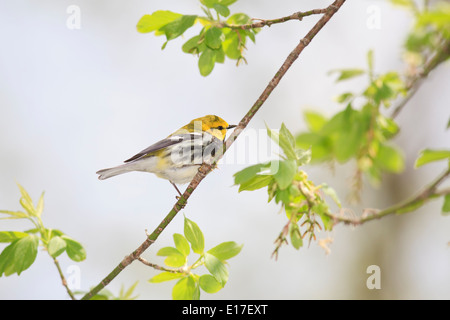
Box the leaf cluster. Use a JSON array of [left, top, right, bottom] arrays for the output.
[[0, 184, 86, 277], [234, 124, 340, 257], [296, 50, 406, 186], [148, 217, 242, 300], [136, 0, 259, 76], [393, 0, 450, 68]]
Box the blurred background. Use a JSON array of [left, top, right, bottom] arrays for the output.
[[0, 0, 449, 299]]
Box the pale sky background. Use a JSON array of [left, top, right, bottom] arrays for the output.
[[0, 0, 449, 299]]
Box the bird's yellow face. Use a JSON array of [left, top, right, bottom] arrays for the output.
[[182, 115, 236, 140]]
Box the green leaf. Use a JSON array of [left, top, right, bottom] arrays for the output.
[[0, 231, 29, 243], [184, 217, 204, 254], [35, 192, 45, 217], [222, 32, 241, 59], [280, 123, 295, 149], [160, 15, 198, 41], [313, 202, 333, 231], [245, 29, 257, 43], [389, 0, 416, 8], [61, 235, 86, 262], [182, 35, 202, 54], [333, 105, 365, 163], [89, 289, 114, 300], [207, 241, 243, 261], [237, 174, 272, 192], [417, 7, 450, 30], [119, 281, 139, 300], [165, 253, 186, 268], [47, 236, 67, 258], [415, 149, 450, 168], [215, 47, 225, 63], [172, 275, 199, 300], [273, 160, 297, 190], [0, 241, 17, 276], [205, 27, 224, 49], [157, 246, 180, 256], [227, 13, 251, 25], [199, 274, 223, 293], [405, 29, 434, 53], [220, 0, 238, 6], [12, 235, 39, 275], [296, 148, 312, 166], [17, 184, 36, 216], [289, 223, 303, 250], [329, 68, 365, 82], [377, 115, 399, 139], [374, 143, 405, 173], [304, 111, 327, 132], [198, 47, 216, 76], [442, 194, 450, 215], [158, 246, 186, 267], [367, 49, 374, 75], [204, 253, 228, 286], [334, 92, 354, 104], [136, 11, 182, 33], [149, 272, 184, 283], [365, 72, 404, 106], [200, 0, 219, 8], [213, 3, 230, 17], [296, 132, 331, 162], [173, 233, 190, 257], [233, 163, 268, 185], [274, 188, 290, 205], [0, 210, 28, 220], [320, 183, 342, 208], [266, 124, 297, 160]]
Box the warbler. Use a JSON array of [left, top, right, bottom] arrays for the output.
[[96, 115, 236, 195]]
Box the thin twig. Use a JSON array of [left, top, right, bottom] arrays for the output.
[[328, 167, 450, 225], [137, 257, 186, 274], [52, 257, 76, 300], [216, 8, 328, 30], [81, 0, 346, 300]]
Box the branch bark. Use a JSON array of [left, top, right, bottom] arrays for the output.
[[216, 8, 328, 29], [81, 0, 346, 300]]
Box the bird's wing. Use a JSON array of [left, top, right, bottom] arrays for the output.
[[124, 133, 201, 163]]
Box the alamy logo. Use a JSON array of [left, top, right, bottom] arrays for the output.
[[66, 5, 81, 30], [366, 265, 381, 290]]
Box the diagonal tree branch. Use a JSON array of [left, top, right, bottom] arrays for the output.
[[81, 0, 346, 300]]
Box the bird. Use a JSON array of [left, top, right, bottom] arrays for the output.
[[96, 115, 236, 196]]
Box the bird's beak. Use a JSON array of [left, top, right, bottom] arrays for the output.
[[227, 125, 237, 129]]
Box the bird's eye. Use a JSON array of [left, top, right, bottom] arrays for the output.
[[217, 126, 224, 130]]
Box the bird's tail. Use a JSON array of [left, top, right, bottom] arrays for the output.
[[96, 163, 134, 180]]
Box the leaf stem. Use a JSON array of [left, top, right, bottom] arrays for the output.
[[137, 257, 186, 274], [51, 256, 76, 300]]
